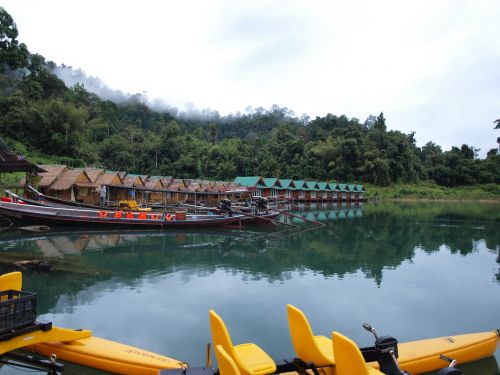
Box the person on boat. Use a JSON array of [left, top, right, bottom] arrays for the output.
[[99, 185, 107, 207]]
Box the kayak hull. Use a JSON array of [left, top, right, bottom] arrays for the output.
[[25, 330, 499, 375], [26, 336, 184, 375], [393, 330, 500, 374], [0, 326, 91, 355]]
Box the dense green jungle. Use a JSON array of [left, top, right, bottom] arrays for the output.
[[1, 7, 499, 189]]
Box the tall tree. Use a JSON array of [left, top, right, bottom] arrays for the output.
[[0, 7, 29, 72]]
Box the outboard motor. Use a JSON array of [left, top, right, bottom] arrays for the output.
[[361, 323, 410, 375], [255, 197, 268, 215], [217, 199, 233, 216]]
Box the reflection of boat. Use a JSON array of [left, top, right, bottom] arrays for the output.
[[235, 210, 282, 224], [0, 201, 242, 228], [0, 227, 267, 260]]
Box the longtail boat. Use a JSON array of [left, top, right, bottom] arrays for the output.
[[0, 201, 240, 228], [4, 191, 282, 226]]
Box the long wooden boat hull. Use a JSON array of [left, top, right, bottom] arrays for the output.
[[0, 202, 240, 228], [25, 186, 101, 209]]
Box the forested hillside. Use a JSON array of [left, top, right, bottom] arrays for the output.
[[0, 7, 499, 187]]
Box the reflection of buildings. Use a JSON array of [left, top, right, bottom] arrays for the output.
[[35, 234, 125, 257], [284, 202, 363, 224]]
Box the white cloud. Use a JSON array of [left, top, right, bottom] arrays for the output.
[[4, 0, 500, 156]]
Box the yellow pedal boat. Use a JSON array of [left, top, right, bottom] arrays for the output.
[[0, 272, 184, 374], [0, 272, 498, 375]]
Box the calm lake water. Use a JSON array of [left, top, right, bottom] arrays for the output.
[[0, 201, 499, 375]]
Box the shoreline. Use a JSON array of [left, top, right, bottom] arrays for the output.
[[382, 198, 500, 203]]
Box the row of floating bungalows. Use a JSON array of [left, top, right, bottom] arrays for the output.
[[19, 165, 249, 207], [233, 177, 366, 202]]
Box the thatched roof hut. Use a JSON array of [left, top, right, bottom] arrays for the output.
[[186, 184, 199, 193], [84, 168, 105, 183], [38, 165, 68, 189], [196, 181, 212, 192], [122, 174, 146, 187], [161, 177, 173, 188], [211, 182, 226, 192], [116, 171, 127, 180], [145, 176, 163, 189], [225, 183, 240, 191], [96, 172, 123, 186], [48, 169, 93, 191], [168, 179, 186, 191]]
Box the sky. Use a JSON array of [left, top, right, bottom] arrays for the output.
[[3, 0, 500, 157]]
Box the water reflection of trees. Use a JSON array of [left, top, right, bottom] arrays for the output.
[[0, 202, 498, 313]]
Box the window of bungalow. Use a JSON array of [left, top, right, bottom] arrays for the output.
[[322, 192, 327, 199], [271, 189, 277, 197], [299, 190, 305, 198], [311, 191, 316, 198], [286, 189, 291, 197]]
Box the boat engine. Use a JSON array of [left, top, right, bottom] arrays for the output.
[[360, 323, 410, 375], [217, 199, 233, 216], [255, 197, 268, 214], [360, 324, 464, 375]]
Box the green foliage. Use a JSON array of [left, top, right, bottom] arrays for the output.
[[0, 6, 498, 193], [0, 7, 29, 72], [364, 182, 500, 200]]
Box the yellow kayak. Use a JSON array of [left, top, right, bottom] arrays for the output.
[[22, 330, 499, 375], [26, 337, 184, 375], [0, 326, 91, 355], [0, 272, 184, 374], [371, 330, 499, 374]]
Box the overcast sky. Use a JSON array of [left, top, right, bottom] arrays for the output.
[[4, 0, 500, 157]]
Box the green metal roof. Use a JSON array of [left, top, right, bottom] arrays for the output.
[[279, 179, 296, 189], [293, 180, 307, 189], [329, 182, 339, 191], [317, 182, 330, 191], [304, 181, 318, 191], [233, 176, 366, 193], [262, 177, 281, 188], [234, 176, 266, 188]]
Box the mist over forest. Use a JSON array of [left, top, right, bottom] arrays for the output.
[[0, 7, 499, 187]]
